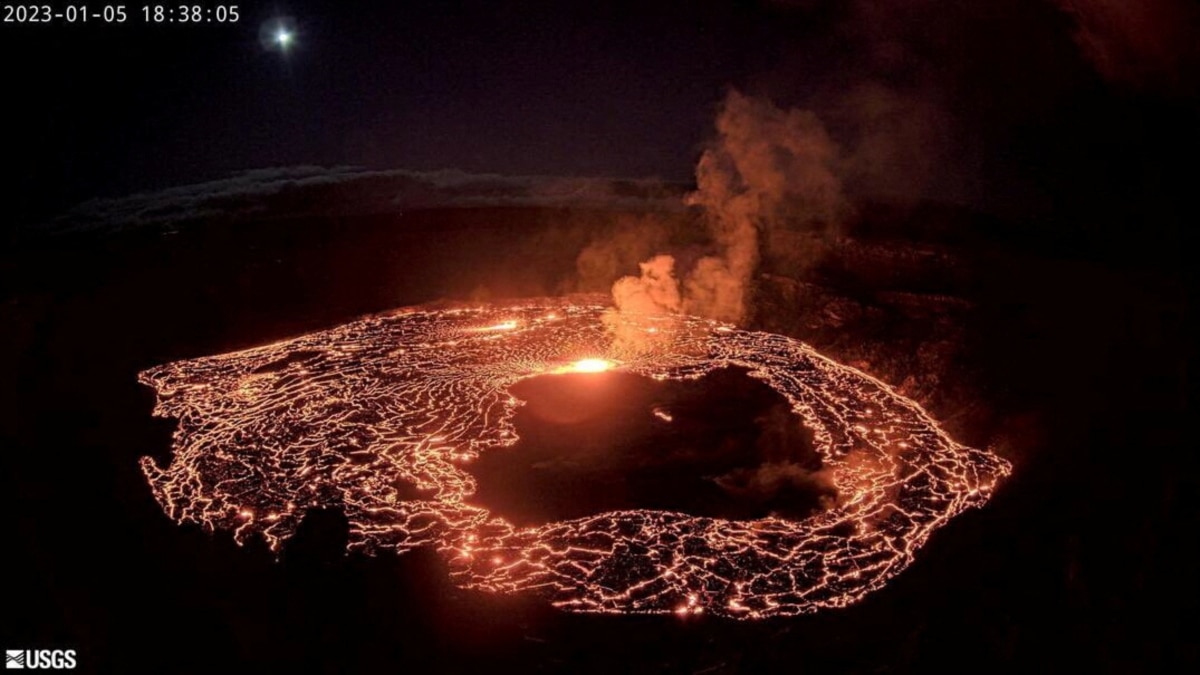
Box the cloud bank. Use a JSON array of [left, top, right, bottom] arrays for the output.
[[41, 166, 687, 236]]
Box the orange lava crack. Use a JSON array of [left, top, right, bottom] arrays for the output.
[[139, 295, 1010, 618]]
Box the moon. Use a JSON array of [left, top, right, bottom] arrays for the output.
[[259, 17, 299, 53]]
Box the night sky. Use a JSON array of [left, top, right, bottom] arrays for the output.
[[7, 2, 779, 217], [5, 0, 1197, 246]]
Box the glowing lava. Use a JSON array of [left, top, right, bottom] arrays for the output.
[[139, 295, 1010, 618], [566, 358, 616, 373]]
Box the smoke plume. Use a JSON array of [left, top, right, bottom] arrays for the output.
[[714, 462, 838, 515], [574, 214, 673, 293], [606, 89, 847, 338], [1053, 0, 1200, 93], [602, 254, 683, 355], [610, 254, 683, 316]]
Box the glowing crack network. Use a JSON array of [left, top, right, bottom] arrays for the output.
[[139, 296, 1010, 618]]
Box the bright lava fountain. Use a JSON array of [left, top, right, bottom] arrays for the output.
[[140, 296, 1010, 618]]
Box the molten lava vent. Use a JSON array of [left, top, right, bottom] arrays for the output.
[[139, 296, 1009, 618]]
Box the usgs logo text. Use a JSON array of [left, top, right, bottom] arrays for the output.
[[5, 650, 77, 670]]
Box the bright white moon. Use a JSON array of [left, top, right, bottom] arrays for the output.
[[259, 16, 299, 53]]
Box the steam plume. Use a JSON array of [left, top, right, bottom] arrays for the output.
[[603, 255, 682, 355], [686, 90, 845, 322], [1054, 0, 1199, 93], [610, 254, 682, 316], [607, 89, 847, 337]]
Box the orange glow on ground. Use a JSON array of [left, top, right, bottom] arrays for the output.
[[470, 320, 519, 332], [545, 357, 619, 375], [138, 296, 1010, 619], [569, 358, 614, 373]]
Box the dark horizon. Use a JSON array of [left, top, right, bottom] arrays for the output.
[[5, 0, 1196, 233]]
